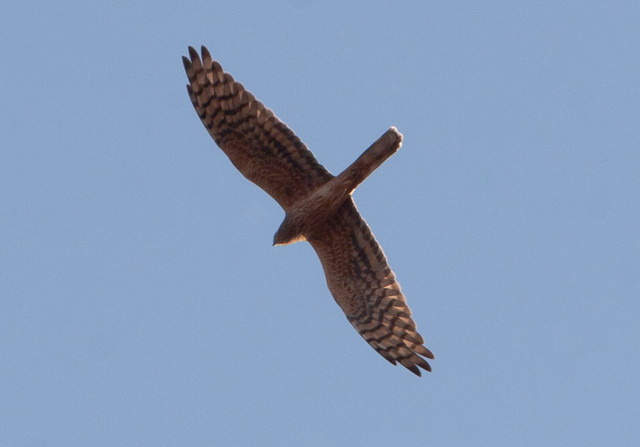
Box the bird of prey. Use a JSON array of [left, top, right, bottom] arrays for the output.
[[182, 46, 434, 375]]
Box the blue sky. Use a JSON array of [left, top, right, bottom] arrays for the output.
[[2, 1, 639, 445]]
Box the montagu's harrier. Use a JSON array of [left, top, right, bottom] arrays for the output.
[[183, 46, 434, 376]]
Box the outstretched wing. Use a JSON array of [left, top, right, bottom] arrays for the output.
[[308, 200, 434, 376], [183, 46, 333, 209]]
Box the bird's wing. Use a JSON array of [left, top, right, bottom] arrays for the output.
[[183, 46, 333, 209], [307, 200, 434, 376]]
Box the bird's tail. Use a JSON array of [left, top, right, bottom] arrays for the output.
[[337, 127, 403, 194]]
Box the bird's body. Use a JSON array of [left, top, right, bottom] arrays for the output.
[[183, 46, 434, 375], [274, 129, 402, 245]]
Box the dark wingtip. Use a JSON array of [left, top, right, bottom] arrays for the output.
[[424, 347, 435, 360], [201, 45, 211, 60], [182, 55, 191, 70], [188, 46, 199, 60]]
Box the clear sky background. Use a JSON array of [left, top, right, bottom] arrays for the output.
[[2, 1, 639, 445]]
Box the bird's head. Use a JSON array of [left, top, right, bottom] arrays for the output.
[[273, 216, 306, 246]]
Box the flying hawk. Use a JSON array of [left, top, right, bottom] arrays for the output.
[[182, 46, 434, 375]]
